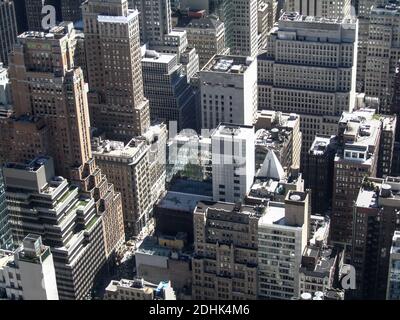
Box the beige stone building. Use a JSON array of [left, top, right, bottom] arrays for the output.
[[82, 0, 150, 141], [175, 15, 229, 68], [92, 138, 152, 236], [258, 12, 358, 161], [0, 22, 125, 259], [365, 4, 400, 113], [192, 201, 261, 300]]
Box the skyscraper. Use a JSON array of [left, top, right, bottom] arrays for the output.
[[330, 109, 382, 248], [61, 0, 83, 22], [0, 0, 18, 66], [130, 0, 173, 46], [258, 190, 310, 300], [141, 50, 196, 130], [285, 0, 352, 18], [221, 0, 258, 57], [365, 3, 400, 114], [82, 0, 150, 141], [0, 22, 125, 259], [352, 177, 400, 299], [199, 55, 258, 130], [192, 201, 261, 300], [0, 169, 11, 249], [258, 12, 358, 161], [211, 123, 255, 203], [3, 157, 108, 300]]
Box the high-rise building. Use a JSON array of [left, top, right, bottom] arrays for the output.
[[3, 157, 108, 300], [141, 50, 196, 130], [254, 110, 302, 171], [355, 0, 384, 92], [192, 201, 261, 300], [378, 115, 396, 177], [304, 135, 337, 215], [330, 109, 382, 247], [257, 0, 270, 51], [0, 234, 59, 300], [82, 0, 150, 141], [0, 169, 11, 249], [25, 0, 61, 31], [0, 63, 12, 120], [365, 3, 400, 114], [387, 230, 400, 300], [199, 55, 258, 130], [285, 0, 352, 19], [175, 15, 229, 68], [61, 0, 83, 22], [221, 0, 258, 57], [92, 138, 152, 237], [211, 123, 255, 203], [258, 190, 311, 300], [131, 0, 200, 82], [0, 23, 125, 259], [0, 0, 18, 66], [131, 0, 173, 47], [352, 176, 400, 299], [258, 13, 358, 161]]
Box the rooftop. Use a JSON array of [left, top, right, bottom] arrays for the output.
[[97, 9, 139, 23], [202, 55, 254, 74], [157, 191, 212, 212], [279, 12, 356, 25], [176, 16, 223, 29], [196, 201, 266, 218], [309, 135, 335, 156], [5, 156, 51, 172], [212, 123, 255, 140], [92, 137, 149, 164]]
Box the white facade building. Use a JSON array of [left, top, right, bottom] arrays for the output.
[[258, 190, 310, 300], [285, 0, 352, 19], [0, 234, 58, 300], [211, 123, 255, 203], [223, 0, 259, 58], [387, 231, 400, 300], [200, 55, 258, 130], [258, 12, 358, 159]]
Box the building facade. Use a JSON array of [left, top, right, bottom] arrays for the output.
[[387, 231, 400, 300], [192, 201, 261, 300], [200, 55, 258, 130], [3, 157, 108, 300], [82, 0, 150, 141], [352, 176, 400, 299], [258, 191, 310, 300], [0, 0, 18, 66], [258, 13, 358, 161], [0, 234, 59, 300], [365, 3, 400, 114], [0, 23, 125, 259], [211, 124, 255, 203]]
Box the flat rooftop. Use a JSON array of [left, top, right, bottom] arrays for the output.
[[196, 201, 265, 217], [258, 203, 288, 227], [142, 51, 176, 64], [279, 12, 356, 25], [5, 156, 51, 172], [202, 55, 253, 74], [309, 135, 334, 156], [212, 123, 254, 140], [97, 9, 139, 23], [157, 191, 212, 212]]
